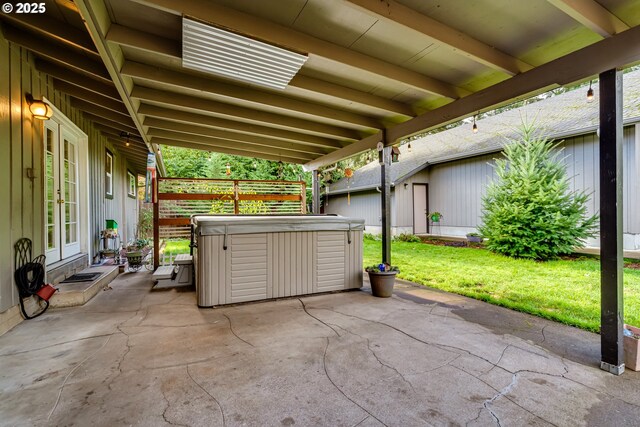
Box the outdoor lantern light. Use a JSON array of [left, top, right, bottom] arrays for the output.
[[27, 95, 53, 120], [391, 146, 401, 163], [587, 80, 594, 102], [472, 115, 478, 133], [407, 142, 412, 152], [225, 163, 231, 176]]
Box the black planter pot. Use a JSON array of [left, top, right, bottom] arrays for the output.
[[367, 271, 397, 298]]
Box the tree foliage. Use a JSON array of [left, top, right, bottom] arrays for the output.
[[478, 123, 598, 260]]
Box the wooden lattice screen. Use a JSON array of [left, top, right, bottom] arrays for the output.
[[153, 178, 307, 267]]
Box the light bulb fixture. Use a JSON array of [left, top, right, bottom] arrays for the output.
[[225, 163, 231, 176], [120, 131, 131, 147], [407, 142, 412, 152], [26, 94, 53, 120], [472, 115, 478, 133], [586, 80, 594, 103]]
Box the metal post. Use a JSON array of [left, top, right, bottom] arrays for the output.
[[381, 144, 392, 265], [312, 170, 320, 214], [599, 69, 625, 375]]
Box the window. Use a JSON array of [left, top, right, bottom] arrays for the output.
[[127, 170, 136, 198], [105, 150, 113, 199]]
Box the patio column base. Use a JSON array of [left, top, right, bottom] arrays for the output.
[[600, 361, 625, 375]]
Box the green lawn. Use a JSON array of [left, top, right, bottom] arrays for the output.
[[162, 239, 191, 255], [364, 239, 640, 333]]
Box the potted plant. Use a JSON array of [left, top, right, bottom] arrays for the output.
[[466, 232, 483, 243], [366, 263, 400, 298], [429, 211, 443, 223]]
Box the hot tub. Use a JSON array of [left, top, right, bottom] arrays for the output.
[[192, 215, 365, 307]]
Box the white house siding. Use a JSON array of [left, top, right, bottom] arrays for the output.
[[0, 38, 140, 335], [325, 190, 382, 232]]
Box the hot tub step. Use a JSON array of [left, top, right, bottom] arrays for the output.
[[152, 265, 175, 280]]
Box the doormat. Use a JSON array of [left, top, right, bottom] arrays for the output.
[[61, 272, 102, 283]]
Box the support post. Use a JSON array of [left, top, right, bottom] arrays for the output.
[[599, 69, 625, 375], [312, 169, 320, 214], [380, 141, 392, 265], [153, 176, 159, 271]]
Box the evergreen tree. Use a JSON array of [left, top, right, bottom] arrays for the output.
[[478, 123, 598, 260]]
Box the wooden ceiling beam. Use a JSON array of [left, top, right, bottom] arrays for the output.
[[1, 13, 99, 56], [306, 24, 640, 170], [131, 0, 465, 99], [106, 136, 150, 155], [61, 86, 129, 115], [304, 132, 382, 171], [131, 86, 359, 140], [106, 24, 180, 57], [346, 0, 532, 76], [106, 25, 414, 116], [83, 112, 139, 134], [548, 0, 629, 37], [137, 103, 347, 149], [1, 24, 111, 83], [102, 131, 146, 148], [147, 129, 317, 161], [144, 118, 331, 156], [36, 61, 120, 100], [71, 98, 136, 125], [151, 138, 307, 164], [122, 61, 381, 130]]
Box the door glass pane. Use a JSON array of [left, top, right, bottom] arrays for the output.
[[47, 225, 55, 250], [45, 127, 57, 252], [63, 139, 79, 246]]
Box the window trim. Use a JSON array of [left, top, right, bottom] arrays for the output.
[[105, 149, 114, 200], [127, 170, 136, 198]]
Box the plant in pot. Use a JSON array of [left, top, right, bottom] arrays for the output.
[[429, 211, 443, 223], [366, 263, 400, 298], [466, 232, 483, 243]]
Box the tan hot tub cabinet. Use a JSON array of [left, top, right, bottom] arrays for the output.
[[192, 215, 365, 307]]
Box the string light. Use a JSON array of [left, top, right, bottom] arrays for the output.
[[587, 80, 594, 103], [407, 142, 412, 152], [472, 115, 478, 133], [225, 163, 231, 176]]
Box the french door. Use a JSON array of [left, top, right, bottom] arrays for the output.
[[44, 121, 81, 264]]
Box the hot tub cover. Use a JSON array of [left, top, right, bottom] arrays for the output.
[[192, 215, 365, 236]]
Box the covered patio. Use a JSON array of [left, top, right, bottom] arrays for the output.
[[1, 271, 639, 426]]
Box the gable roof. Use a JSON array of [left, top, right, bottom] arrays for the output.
[[329, 69, 640, 194]]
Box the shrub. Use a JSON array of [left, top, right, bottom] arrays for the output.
[[364, 233, 381, 241], [478, 123, 598, 260], [393, 233, 421, 243]]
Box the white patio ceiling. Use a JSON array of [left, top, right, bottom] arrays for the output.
[[11, 0, 640, 172]]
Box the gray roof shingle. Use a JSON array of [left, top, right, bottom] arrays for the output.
[[329, 69, 640, 194]]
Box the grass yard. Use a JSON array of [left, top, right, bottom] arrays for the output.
[[363, 239, 640, 333], [162, 239, 191, 255]]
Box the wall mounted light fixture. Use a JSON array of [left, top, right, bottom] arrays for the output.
[[26, 94, 53, 120]]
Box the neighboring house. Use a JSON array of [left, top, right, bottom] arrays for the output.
[[326, 70, 640, 250], [0, 30, 152, 335]]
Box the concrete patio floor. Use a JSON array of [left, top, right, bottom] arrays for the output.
[[1, 273, 640, 426]]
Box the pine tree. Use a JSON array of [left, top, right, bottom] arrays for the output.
[[478, 123, 598, 260]]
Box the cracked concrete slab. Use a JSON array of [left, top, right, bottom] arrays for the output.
[[1, 273, 639, 426]]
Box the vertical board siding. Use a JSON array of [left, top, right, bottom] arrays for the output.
[[429, 154, 498, 228], [393, 169, 430, 227], [0, 36, 141, 315], [269, 232, 313, 299], [326, 190, 381, 226]]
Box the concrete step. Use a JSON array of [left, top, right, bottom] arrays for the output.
[[49, 266, 119, 308], [173, 254, 193, 265]]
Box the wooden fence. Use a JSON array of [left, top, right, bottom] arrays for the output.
[[153, 177, 306, 267]]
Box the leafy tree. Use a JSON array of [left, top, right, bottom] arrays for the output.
[[478, 123, 598, 260], [162, 145, 210, 178]]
